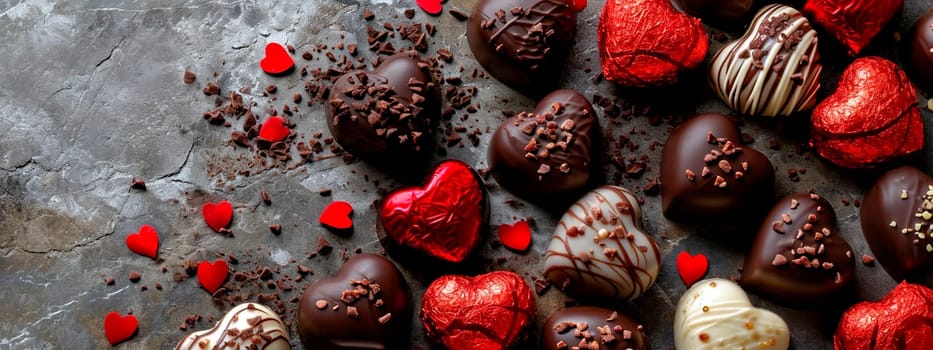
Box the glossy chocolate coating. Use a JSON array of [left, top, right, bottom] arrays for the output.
[[542, 306, 648, 350], [326, 53, 440, 168], [489, 89, 600, 206], [672, 0, 753, 25], [175, 303, 290, 350], [660, 113, 775, 222], [741, 193, 855, 306], [861, 166, 933, 281], [467, 0, 577, 96], [906, 7, 933, 96], [297, 253, 412, 349]]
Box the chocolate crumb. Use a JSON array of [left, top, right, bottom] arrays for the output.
[[130, 178, 146, 190], [861, 255, 875, 265], [317, 235, 333, 255], [269, 224, 282, 235], [261, 190, 272, 205], [449, 8, 469, 21], [183, 70, 196, 84], [129, 271, 142, 283]]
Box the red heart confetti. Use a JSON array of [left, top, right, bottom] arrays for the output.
[[197, 259, 229, 294], [498, 221, 531, 252], [570, 0, 587, 12], [416, 0, 442, 16], [258, 116, 290, 142], [319, 201, 353, 231], [202, 200, 233, 232], [103, 311, 138, 346], [677, 251, 709, 287], [125, 225, 159, 259], [259, 42, 294, 75]]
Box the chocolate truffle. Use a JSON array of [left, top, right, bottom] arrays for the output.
[[672, 0, 753, 25], [905, 7, 933, 96], [544, 186, 661, 300], [175, 303, 290, 350], [835, 281, 933, 349], [709, 5, 822, 117], [488, 89, 600, 206], [660, 113, 775, 222], [297, 253, 412, 349], [326, 52, 440, 168], [542, 306, 648, 350], [860, 166, 933, 281], [741, 193, 855, 306], [674, 278, 790, 350], [467, 0, 577, 96]]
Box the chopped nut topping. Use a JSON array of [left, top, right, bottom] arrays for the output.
[[772, 221, 785, 233], [790, 199, 799, 210], [685, 169, 696, 181], [718, 160, 732, 173], [378, 313, 392, 325], [714, 176, 727, 188], [781, 213, 792, 224], [315, 300, 328, 310], [772, 254, 788, 266]]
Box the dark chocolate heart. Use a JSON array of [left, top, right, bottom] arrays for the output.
[[488, 89, 600, 206], [326, 52, 440, 168], [660, 113, 775, 222], [541, 306, 649, 350], [861, 166, 933, 281], [741, 193, 855, 306], [296, 253, 412, 349]]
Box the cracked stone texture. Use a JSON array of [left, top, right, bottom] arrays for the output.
[[2, 0, 933, 348]]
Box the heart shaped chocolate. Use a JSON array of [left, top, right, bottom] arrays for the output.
[[542, 306, 648, 350], [741, 193, 855, 306], [379, 160, 488, 263], [598, 0, 707, 87], [326, 52, 440, 168], [803, 0, 903, 55], [811, 57, 923, 169], [660, 113, 775, 222], [709, 5, 822, 117], [674, 278, 790, 349], [176, 303, 290, 350], [835, 281, 933, 349], [297, 253, 412, 349], [421, 271, 535, 350], [467, 0, 578, 96], [544, 186, 661, 300], [861, 166, 933, 281], [488, 89, 600, 206]]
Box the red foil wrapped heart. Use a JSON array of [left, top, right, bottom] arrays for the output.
[[597, 0, 707, 87], [379, 160, 488, 263], [811, 57, 923, 168], [803, 0, 903, 55], [835, 281, 933, 349], [421, 271, 535, 350]]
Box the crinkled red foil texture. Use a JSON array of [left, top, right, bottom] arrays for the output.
[[803, 0, 903, 55], [421, 271, 535, 350], [835, 281, 933, 349], [811, 57, 922, 168], [597, 0, 707, 87]]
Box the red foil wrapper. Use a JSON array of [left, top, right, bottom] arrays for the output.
[[810, 57, 923, 168], [835, 281, 933, 349], [803, 0, 903, 55], [421, 271, 535, 349], [597, 0, 707, 87]]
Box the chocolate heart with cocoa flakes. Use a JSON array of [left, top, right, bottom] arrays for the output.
[[810, 57, 923, 169], [379, 160, 488, 263], [326, 52, 440, 168], [488, 89, 600, 206], [803, 0, 903, 55], [297, 253, 412, 349], [421, 271, 535, 350], [861, 166, 933, 281], [660, 113, 775, 222], [741, 193, 855, 306]]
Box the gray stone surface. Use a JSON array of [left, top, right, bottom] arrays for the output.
[[2, 0, 933, 349]]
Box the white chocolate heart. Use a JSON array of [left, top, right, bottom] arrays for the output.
[[544, 186, 661, 300], [709, 4, 821, 117], [175, 303, 291, 350], [674, 278, 789, 349]]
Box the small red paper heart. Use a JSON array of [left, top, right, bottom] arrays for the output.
[[319, 201, 353, 231], [125, 225, 159, 259], [202, 200, 233, 232], [103, 311, 138, 346], [197, 259, 229, 294], [258, 116, 290, 142], [677, 251, 709, 287], [570, 0, 587, 12], [416, 0, 442, 16], [259, 42, 294, 75], [498, 221, 531, 252]]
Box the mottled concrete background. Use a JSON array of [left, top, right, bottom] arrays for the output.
[[2, 0, 932, 349]]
